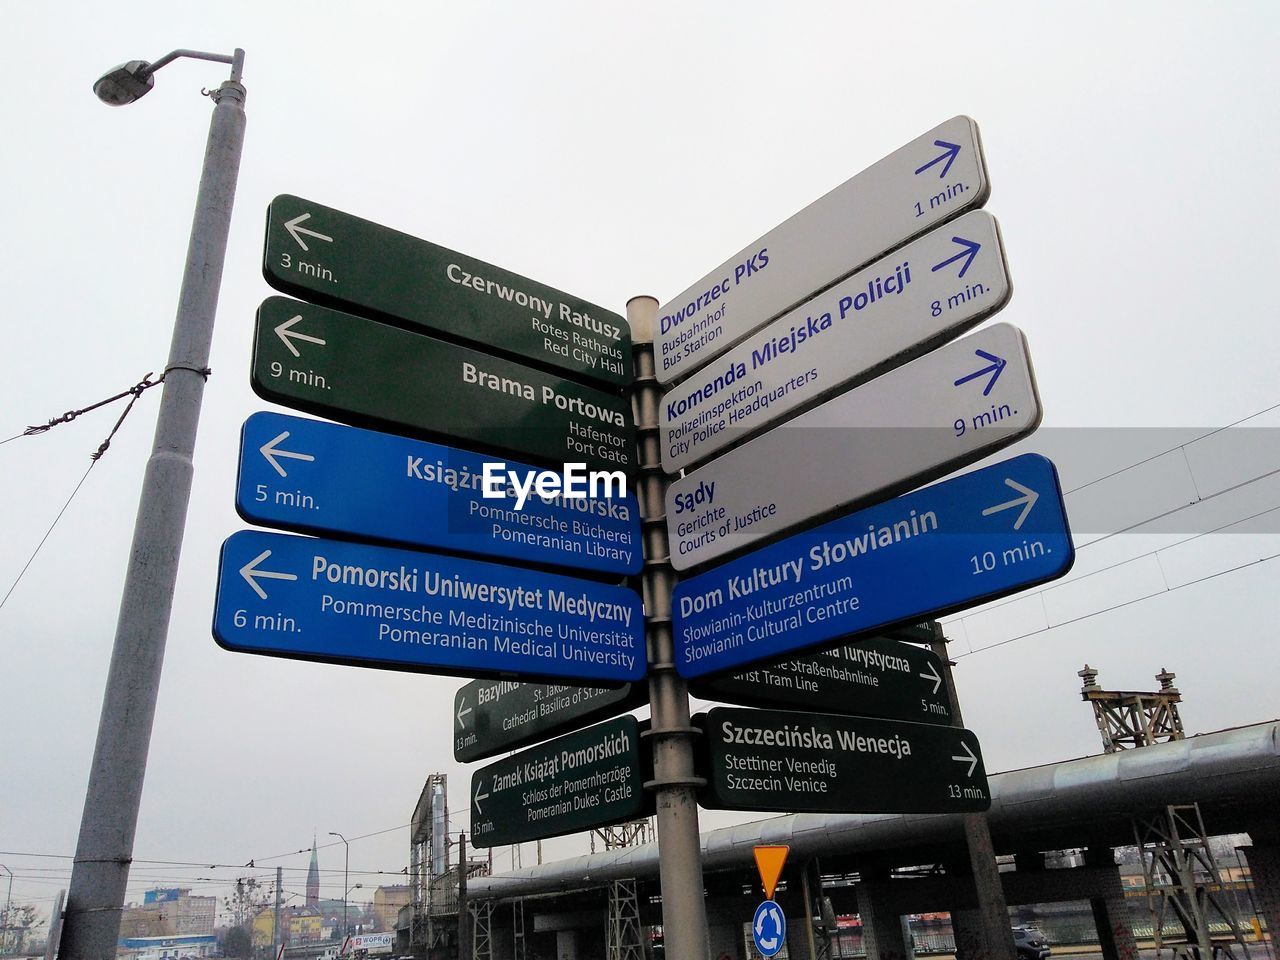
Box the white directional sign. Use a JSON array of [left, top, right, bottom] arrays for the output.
[[654, 115, 989, 384], [665, 323, 1041, 570], [661, 210, 1010, 473]]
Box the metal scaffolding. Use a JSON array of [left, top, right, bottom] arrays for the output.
[[471, 899, 493, 960], [406, 774, 449, 950], [594, 819, 653, 960], [1133, 805, 1252, 960], [513, 898, 527, 960], [1079, 664, 1185, 752], [1080, 666, 1250, 960]]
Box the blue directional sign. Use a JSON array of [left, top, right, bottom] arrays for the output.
[[673, 454, 1073, 678], [236, 412, 642, 577], [213, 530, 645, 683], [752, 900, 786, 958]]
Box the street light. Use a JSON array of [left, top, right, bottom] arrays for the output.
[[345, 885, 363, 935], [329, 833, 350, 937], [60, 46, 247, 960]]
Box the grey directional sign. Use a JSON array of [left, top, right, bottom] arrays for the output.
[[263, 194, 631, 387], [654, 116, 989, 384], [470, 716, 647, 847], [661, 211, 1011, 473], [689, 637, 952, 725], [666, 322, 1041, 570], [698, 706, 990, 815], [454, 679, 646, 762]]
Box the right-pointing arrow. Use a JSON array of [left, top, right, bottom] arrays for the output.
[[914, 139, 962, 178], [953, 349, 1007, 396], [259, 431, 316, 478], [919, 661, 943, 695], [473, 778, 490, 816], [952, 740, 979, 778], [931, 236, 981, 278], [239, 549, 298, 600], [981, 478, 1039, 531], [274, 315, 328, 359]]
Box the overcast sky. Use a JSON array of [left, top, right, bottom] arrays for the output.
[[3, 1, 1279, 925]]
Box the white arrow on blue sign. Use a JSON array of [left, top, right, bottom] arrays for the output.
[[752, 900, 786, 958], [655, 115, 989, 385], [213, 530, 645, 683], [236, 412, 643, 576], [672, 454, 1073, 679], [660, 210, 1011, 474], [665, 322, 1041, 571]]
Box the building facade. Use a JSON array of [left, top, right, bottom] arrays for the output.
[[371, 887, 410, 932]]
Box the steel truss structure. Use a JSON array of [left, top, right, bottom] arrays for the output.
[[1082, 666, 1250, 960]]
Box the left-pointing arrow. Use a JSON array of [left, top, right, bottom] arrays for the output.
[[283, 212, 333, 252], [274, 315, 327, 358], [239, 549, 298, 600], [951, 741, 979, 778], [473, 778, 490, 816], [259, 430, 316, 478], [456, 699, 472, 730]]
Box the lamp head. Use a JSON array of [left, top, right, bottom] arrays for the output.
[[93, 60, 155, 105]]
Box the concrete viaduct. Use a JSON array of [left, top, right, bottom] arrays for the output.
[[467, 720, 1280, 959]]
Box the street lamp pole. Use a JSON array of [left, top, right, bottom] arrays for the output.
[[329, 833, 349, 937], [59, 48, 247, 960]]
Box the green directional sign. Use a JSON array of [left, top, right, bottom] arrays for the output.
[[697, 706, 990, 815], [454, 679, 646, 763], [470, 716, 646, 847], [689, 636, 952, 725], [251, 297, 635, 475], [263, 194, 631, 387]]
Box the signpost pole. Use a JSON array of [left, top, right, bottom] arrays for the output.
[[61, 52, 247, 960], [629, 295, 709, 960], [930, 623, 1016, 960]]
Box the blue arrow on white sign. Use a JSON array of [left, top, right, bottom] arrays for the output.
[[237, 412, 642, 576], [654, 116, 990, 385], [659, 210, 1011, 474], [671, 454, 1073, 679], [213, 530, 646, 683], [665, 322, 1041, 571]]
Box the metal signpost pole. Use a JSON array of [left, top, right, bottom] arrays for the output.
[[61, 49, 247, 960], [930, 623, 1015, 960], [629, 295, 709, 960]]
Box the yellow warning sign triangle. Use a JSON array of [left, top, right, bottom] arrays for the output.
[[753, 845, 789, 900]]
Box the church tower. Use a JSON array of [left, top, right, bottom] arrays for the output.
[[306, 838, 320, 907]]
